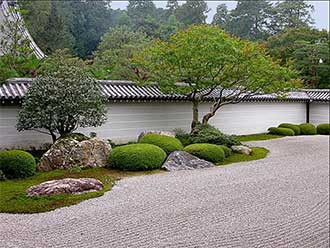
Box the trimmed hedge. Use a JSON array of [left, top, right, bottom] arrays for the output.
[[107, 144, 167, 171], [278, 123, 301, 135], [139, 133, 183, 155], [317, 123, 330, 135], [268, 127, 295, 136], [299, 123, 317, 135], [0, 150, 36, 179], [184, 143, 225, 163], [219, 145, 232, 157]]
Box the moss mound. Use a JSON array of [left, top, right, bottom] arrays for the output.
[[278, 123, 301, 135], [184, 143, 225, 163], [268, 127, 295, 136], [107, 144, 167, 171], [0, 150, 36, 179], [139, 133, 183, 155], [219, 145, 232, 157], [299, 123, 317, 135]]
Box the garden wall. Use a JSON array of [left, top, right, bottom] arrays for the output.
[[310, 102, 329, 125], [0, 101, 313, 149]]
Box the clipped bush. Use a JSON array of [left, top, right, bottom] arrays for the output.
[[317, 123, 330, 135], [174, 128, 192, 147], [268, 127, 295, 136], [191, 124, 241, 147], [184, 143, 225, 163], [139, 133, 183, 155], [219, 145, 232, 157], [108, 144, 167, 171], [299, 123, 317, 135], [0, 150, 36, 179], [278, 123, 301, 135]]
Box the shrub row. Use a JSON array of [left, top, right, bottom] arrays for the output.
[[268, 127, 295, 136], [269, 123, 329, 136], [317, 124, 330, 135]]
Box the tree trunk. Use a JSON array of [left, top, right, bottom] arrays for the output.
[[50, 131, 57, 144], [202, 112, 215, 125], [191, 100, 199, 131]]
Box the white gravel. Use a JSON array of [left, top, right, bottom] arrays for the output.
[[0, 136, 329, 248]]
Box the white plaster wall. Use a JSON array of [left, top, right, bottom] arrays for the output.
[[310, 102, 329, 125], [0, 101, 309, 149]]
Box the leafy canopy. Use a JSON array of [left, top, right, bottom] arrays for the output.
[[17, 66, 107, 142]]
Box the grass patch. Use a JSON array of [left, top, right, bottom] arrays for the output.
[[238, 133, 284, 142], [217, 147, 269, 166], [0, 168, 162, 214]]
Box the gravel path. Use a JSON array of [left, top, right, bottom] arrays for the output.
[[1, 136, 329, 248]]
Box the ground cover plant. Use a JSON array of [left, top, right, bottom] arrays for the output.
[[108, 143, 167, 171], [238, 133, 284, 142], [217, 147, 269, 166], [0, 168, 162, 214], [139, 133, 184, 155]]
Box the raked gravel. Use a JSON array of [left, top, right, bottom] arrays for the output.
[[0, 136, 329, 248]]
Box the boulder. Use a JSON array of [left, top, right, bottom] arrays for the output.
[[162, 151, 215, 172], [26, 178, 103, 197], [138, 130, 176, 141], [231, 145, 252, 155], [39, 137, 111, 172]]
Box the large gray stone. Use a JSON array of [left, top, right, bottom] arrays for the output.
[[26, 178, 103, 197], [231, 145, 252, 155], [162, 151, 215, 171], [39, 137, 111, 172], [138, 130, 176, 141]]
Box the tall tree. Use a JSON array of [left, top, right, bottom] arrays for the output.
[[212, 4, 230, 31], [227, 0, 273, 40], [133, 25, 298, 129], [176, 0, 209, 26], [271, 0, 314, 34]]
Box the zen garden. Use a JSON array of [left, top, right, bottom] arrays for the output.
[[0, 1, 329, 248]]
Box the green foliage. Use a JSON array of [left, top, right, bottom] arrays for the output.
[[69, 166, 83, 174], [174, 129, 192, 147], [219, 145, 232, 158], [218, 147, 269, 166], [184, 143, 225, 163], [108, 144, 167, 171], [0, 170, 7, 181], [0, 150, 36, 179], [238, 133, 284, 142], [175, 0, 209, 26], [60, 133, 90, 142], [268, 127, 295, 136], [266, 28, 329, 88], [299, 123, 317, 135], [191, 124, 241, 147], [278, 123, 301, 135], [139, 134, 183, 155], [17, 66, 107, 142], [316, 124, 330, 135]]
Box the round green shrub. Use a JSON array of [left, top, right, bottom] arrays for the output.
[[268, 127, 295, 136], [299, 123, 317, 135], [107, 144, 167, 171], [184, 143, 225, 163], [219, 145, 232, 157], [278, 123, 301, 135], [139, 134, 183, 155], [317, 123, 330, 135], [0, 150, 36, 179]]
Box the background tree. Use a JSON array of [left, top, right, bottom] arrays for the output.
[[132, 25, 299, 130], [212, 4, 230, 31], [176, 0, 209, 26], [92, 26, 151, 80], [17, 66, 107, 142], [266, 27, 329, 88]]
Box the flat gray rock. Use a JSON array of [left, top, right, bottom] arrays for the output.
[[162, 151, 215, 171], [231, 145, 252, 155], [26, 178, 103, 197]]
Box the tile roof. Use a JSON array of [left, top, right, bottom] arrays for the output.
[[0, 78, 328, 103]]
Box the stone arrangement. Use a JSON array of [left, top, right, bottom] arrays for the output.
[[231, 145, 252, 155], [26, 178, 103, 197], [38, 137, 111, 172], [162, 151, 215, 171]]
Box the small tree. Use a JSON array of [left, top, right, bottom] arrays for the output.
[[132, 25, 299, 131], [17, 66, 107, 143]]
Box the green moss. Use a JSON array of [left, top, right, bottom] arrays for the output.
[[268, 127, 295, 136], [184, 143, 225, 163], [0, 150, 36, 179], [219, 145, 232, 157], [238, 133, 284, 142], [299, 123, 317, 135], [278, 123, 301, 135], [139, 134, 183, 154], [317, 123, 330, 135], [217, 147, 269, 166], [108, 143, 167, 171]]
